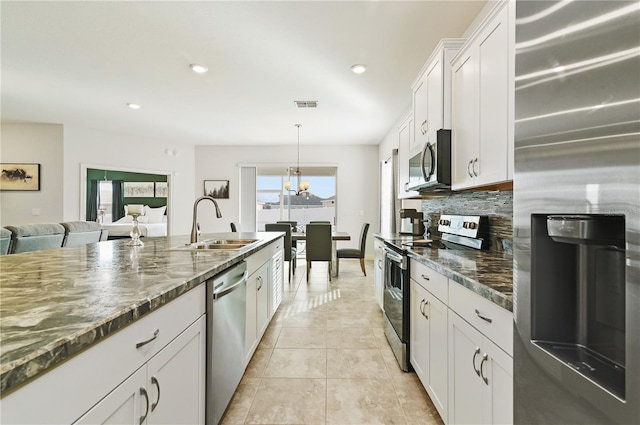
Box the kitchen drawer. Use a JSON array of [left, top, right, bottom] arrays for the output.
[[449, 282, 512, 355], [248, 244, 272, 273], [271, 237, 284, 256], [410, 259, 448, 304]]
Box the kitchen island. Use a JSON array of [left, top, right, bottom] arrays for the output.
[[0, 232, 283, 423]]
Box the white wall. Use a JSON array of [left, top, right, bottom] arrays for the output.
[[194, 144, 379, 258], [62, 125, 197, 235], [1, 123, 64, 226]]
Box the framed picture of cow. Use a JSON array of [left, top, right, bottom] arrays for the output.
[[0, 163, 41, 191]]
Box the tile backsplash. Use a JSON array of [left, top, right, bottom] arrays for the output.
[[421, 189, 513, 252]]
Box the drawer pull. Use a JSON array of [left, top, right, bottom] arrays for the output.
[[136, 329, 159, 349], [480, 354, 489, 385], [151, 376, 161, 411], [475, 309, 493, 323], [472, 347, 481, 376], [421, 274, 430, 281], [140, 387, 150, 425]]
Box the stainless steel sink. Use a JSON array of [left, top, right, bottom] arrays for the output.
[[172, 238, 259, 251]]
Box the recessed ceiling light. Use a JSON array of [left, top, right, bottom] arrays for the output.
[[126, 103, 141, 110], [350, 64, 367, 74], [190, 63, 209, 74]]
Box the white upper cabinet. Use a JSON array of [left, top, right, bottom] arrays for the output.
[[451, 1, 514, 190], [398, 113, 418, 199], [412, 39, 465, 151]]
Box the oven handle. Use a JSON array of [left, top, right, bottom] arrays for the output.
[[383, 246, 407, 270]]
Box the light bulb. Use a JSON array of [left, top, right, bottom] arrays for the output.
[[284, 181, 291, 190]]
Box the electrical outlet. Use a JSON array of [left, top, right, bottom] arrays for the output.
[[31, 208, 40, 216], [358, 210, 364, 216]]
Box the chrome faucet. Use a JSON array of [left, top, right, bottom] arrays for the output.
[[190, 196, 223, 244]]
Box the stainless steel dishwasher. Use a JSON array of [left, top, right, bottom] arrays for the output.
[[206, 261, 248, 425]]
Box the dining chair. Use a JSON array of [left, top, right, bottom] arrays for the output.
[[276, 221, 298, 249], [265, 223, 296, 282], [304, 223, 332, 281], [309, 221, 331, 224], [336, 222, 370, 276]]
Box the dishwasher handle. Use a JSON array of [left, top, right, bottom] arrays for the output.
[[213, 270, 248, 300]]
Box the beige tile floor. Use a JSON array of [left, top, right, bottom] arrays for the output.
[[221, 259, 445, 425]]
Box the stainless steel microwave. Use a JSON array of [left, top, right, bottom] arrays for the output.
[[407, 129, 451, 192]]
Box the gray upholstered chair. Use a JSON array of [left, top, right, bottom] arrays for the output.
[[277, 221, 298, 248], [265, 223, 296, 282], [309, 221, 331, 224], [0, 227, 12, 255], [61, 221, 103, 247], [336, 222, 370, 276], [305, 223, 332, 281], [5, 223, 65, 254]]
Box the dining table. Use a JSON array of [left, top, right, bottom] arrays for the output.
[[292, 231, 350, 277]]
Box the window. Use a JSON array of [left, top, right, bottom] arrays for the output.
[[256, 166, 336, 231], [98, 181, 113, 223]]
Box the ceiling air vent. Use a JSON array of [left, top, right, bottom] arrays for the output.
[[294, 100, 318, 108]]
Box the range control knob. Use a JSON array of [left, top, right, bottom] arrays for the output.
[[463, 222, 477, 229], [439, 219, 450, 226]]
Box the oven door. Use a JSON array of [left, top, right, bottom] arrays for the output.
[[383, 246, 408, 342]]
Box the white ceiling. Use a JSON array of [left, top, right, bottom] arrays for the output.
[[1, 1, 487, 146]]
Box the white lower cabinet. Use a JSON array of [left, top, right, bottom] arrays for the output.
[[270, 242, 284, 318], [410, 276, 448, 422], [75, 316, 206, 425], [448, 312, 512, 425], [409, 258, 512, 425], [246, 238, 283, 364], [245, 261, 270, 363]]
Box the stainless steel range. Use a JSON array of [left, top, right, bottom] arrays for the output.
[[383, 214, 488, 371]]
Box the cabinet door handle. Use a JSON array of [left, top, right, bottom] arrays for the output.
[[140, 387, 150, 425], [421, 274, 430, 281], [257, 276, 263, 291], [151, 376, 161, 412], [467, 160, 474, 178], [475, 309, 493, 323], [378, 259, 383, 269], [480, 354, 489, 385], [136, 329, 159, 349], [421, 299, 429, 319], [404, 181, 409, 191], [472, 158, 479, 177], [472, 347, 481, 376], [419, 299, 425, 315]]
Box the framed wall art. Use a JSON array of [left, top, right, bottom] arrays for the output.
[[124, 182, 155, 197], [0, 163, 41, 191], [204, 180, 229, 199], [155, 182, 168, 198]]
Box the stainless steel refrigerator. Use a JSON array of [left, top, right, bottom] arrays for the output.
[[513, 1, 640, 423]]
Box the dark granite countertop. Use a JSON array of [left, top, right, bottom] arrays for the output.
[[375, 233, 513, 312], [0, 232, 281, 394]]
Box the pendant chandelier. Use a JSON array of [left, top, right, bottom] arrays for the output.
[[284, 124, 309, 196]]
